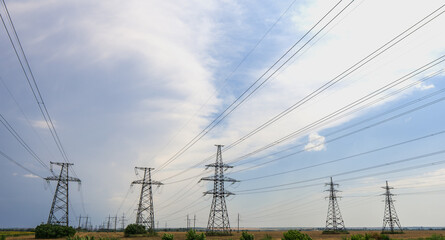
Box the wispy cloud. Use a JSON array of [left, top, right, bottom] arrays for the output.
[[304, 132, 326, 151]]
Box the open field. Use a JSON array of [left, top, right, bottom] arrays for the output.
[[4, 230, 445, 240]]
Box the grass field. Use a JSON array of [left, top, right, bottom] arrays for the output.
[[4, 230, 445, 240]]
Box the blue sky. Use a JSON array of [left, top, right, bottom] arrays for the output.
[[1, 0, 445, 229]]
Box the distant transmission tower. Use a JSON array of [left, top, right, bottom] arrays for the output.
[[324, 177, 347, 233], [382, 181, 403, 234], [131, 167, 162, 231], [200, 145, 238, 234], [45, 162, 81, 226]]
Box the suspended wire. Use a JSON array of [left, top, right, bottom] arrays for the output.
[[0, 113, 51, 171], [0, 0, 79, 178], [233, 68, 445, 167], [240, 129, 445, 182], [0, 76, 58, 163], [154, 0, 351, 174], [239, 158, 445, 195], [159, 3, 445, 181], [230, 56, 445, 165], [0, 149, 44, 179], [230, 85, 445, 174], [164, 65, 445, 184], [148, 0, 299, 167]]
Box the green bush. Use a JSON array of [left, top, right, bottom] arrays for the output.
[[186, 229, 206, 240], [240, 232, 254, 240], [344, 233, 389, 240], [282, 230, 312, 240], [35, 224, 76, 239], [66, 237, 120, 240], [162, 233, 175, 240], [1, 235, 5, 240], [261, 234, 272, 240], [124, 224, 147, 237]]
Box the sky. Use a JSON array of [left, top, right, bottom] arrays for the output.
[[1, 0, 445, 229]]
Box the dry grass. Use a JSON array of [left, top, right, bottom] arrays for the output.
[[5, 230, 445, 240]]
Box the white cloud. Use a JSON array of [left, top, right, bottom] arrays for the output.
[[416, 82, 435, 90], [23, 174, 39, 179], [31, 120, 49, 129], [304, 132, 326, 152]]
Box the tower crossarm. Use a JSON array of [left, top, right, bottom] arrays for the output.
[[200, 176, 238, 182], [45, 176, 81, 182], [205, 163, 234, 169], [203, 190, 234, 196]]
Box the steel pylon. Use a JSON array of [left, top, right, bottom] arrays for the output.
[[131, 167, 162, 231], [45, 162, 81, 226], [324, 177, 346, 233], [201, 145, 238, 233], [382, 181, 403, 233]]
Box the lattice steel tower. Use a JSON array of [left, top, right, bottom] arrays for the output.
[[45, 162, 81, 226], [131, 167, 162, 231], [201, 145, 238, 233], [324, 177, 346, 233], [382, 181, 403, 233]]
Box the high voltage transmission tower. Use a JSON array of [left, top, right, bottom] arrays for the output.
[[382, 181, 403, 234], [131, 167, 162, 231], [45, 162, 81, 226], [324, 177, 347, 234], [200, 145, 238, 234]]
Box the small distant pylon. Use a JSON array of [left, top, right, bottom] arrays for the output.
[[324, 177, 347, 233], [200, 145, 238, 234], [382, 181, 403, 234], [131, 167, 162, 231], [46, 162, 81, 226]]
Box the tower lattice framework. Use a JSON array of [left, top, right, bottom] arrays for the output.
[[382, 181, 403, 233], [132, 167, 162, 231], [45, 162, 81, 226], [324, 177, 346, 233], [201, 145, 238, 233]]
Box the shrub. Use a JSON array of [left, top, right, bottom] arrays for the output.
[[344, 233, 390, 240], [124, 224, 147, 237], [0, 235, 5, 240], [240, 232, 254, 240], [66, 237, 120, 240], [186, 229, 206, 240], [34, 224, 76, 239], [162, 233, 175, 240], [282, 230, 312, 240], [261, 234, 272, 240]]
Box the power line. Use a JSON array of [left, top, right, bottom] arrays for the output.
[[147, 0, 298, 167], [0, 113, 50, 171], [0, 149, 44, 178], [159, 3, 445, 181], [240, 129, 445, 182], [0, 0, 78, 178], [154, 0, 351, 174], [229, 85, 445, 174], [235, 149, 445, 193]]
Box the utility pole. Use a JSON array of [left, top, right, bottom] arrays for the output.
[[45, 162, 81, 226], [131, 167, 163, 231], [382, 181, 403, 234], [237, 213, 240, 233], [85, 216, 90, 230], [107, 215, 111, 232], [187, 214, 190, 229], [120, 213, 126, 230], [78, 215, 82, 229], [324, 177, 346, 233], [194, 214, 196, 230], [200, 145, 238, 234], [114, 215, 118, 232]]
